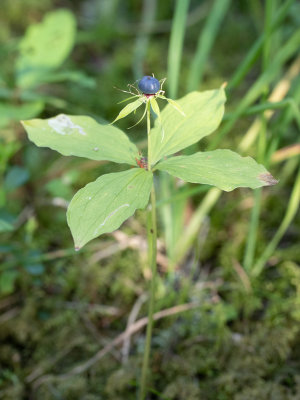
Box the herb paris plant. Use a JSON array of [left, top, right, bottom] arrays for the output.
[[21, 77, 277, 399], [21, 78, 277, 250]]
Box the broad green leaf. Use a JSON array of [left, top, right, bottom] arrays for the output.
[[112, 98, 144, 124], [0, 101, 44, 128], [22, 114, 139, 165], [149, 88, 226, 166], [16, 9, 76, 88], [67, 168, 153, 249], [155, 150, 278, 191]]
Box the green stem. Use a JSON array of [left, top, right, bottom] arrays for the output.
[[243, 188, 262, 271], [252, 164, 300, 277], [168, 0, 190, 98], [147, 101, 151, 166], [227, 0, 294, 91], [187, 0, 231, 91], [243, 0, 273, 271], [140, 101, 158, 400]]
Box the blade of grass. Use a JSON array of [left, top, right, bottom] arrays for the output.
[[156, 184, 209, 208], [160, 0, 190, 268], [243, 0, 275, 272], [158, 172, 175, 263], [208, 29, 300, 150], [133, 0, 157, 80], [252, 164, 300, 277], [239, 57, 300, 153], [174, 188, 221, 264], [227, 0, 295, 90], [187, 0, 231, 91], [167, 0, 190, 99], [174, 58, 299, 266], [244, 62, 300, 274], [224, 98, 297, 119]]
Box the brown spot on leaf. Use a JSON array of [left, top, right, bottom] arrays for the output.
[[258, 173, 278, 186]]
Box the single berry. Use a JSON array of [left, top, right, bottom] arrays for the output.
[[138, 76, 160, 94]]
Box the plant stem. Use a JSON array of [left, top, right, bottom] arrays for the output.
[[140, 100, 158, 400]]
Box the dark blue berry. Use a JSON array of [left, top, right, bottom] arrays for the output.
[[138, 76, 160, 94]]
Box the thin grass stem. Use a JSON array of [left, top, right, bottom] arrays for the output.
[[133, 0, 157, 80], [223, 98, 295, 119], [227, 0, 295, 90], [187, 0, 231, 91], [208, 28, 300, 150], [252, 164, 300, 277], [243, 0, 274, 271], [167, 0, 190, 99]]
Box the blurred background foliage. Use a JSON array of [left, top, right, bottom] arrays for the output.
[[0, 0, 300, 399]]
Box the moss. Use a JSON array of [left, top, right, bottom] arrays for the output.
[[163, 377, 202, 400]]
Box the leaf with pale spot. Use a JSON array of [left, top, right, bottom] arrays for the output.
[[67, 168, 153, 249], [22, 114, 139, 165], [155, 150, 278, 191]]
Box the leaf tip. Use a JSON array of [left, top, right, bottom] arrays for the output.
[[258, 173, 278, 186], [20, 119, 35, 127], [74, 245, 81, 252], [221, 81, 228, 89]]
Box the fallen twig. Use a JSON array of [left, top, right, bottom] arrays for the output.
[[32, 302, 199, 390]]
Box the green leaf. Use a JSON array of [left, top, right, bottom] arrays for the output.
[[150, 98, 161, 122], [112, 98, 144, 124], [150, 97, 164, 141], [0, 219, 14, 233], [158, 95, 185, 116], [149, 88, 226, 166], [0, 101, 44, 128], [155, 150, 278, 191], [16, 9, 76, 88], [67, 168, 153, 249], [4, 166, 30, 191], [28, 70, 96, 88], [22, 114, 139, 165], [0, 270, 18, 295]]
